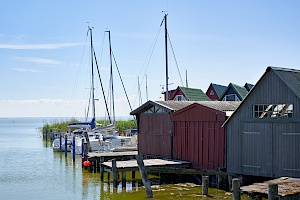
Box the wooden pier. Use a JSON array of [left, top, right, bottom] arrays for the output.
[[240, 177, 300, 199], [86, 151, 138, 172], [100, 156, 191, 188]]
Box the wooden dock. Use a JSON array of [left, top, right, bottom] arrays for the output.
[[241, 177, 300, 199], [100, 157, 191, 188], [102, 158, 191, 172], [88, 151, 138, 159], [86, 151, 138, 172]]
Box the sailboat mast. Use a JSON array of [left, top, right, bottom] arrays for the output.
[[89, 27, 96, 121], [106, 30, 115, 125], [164, 14, 169, 101]]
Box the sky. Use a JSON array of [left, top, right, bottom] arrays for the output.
[[1, 1, 300, 119]]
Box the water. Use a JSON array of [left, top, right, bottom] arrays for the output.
[[0, 117, 249, 200]]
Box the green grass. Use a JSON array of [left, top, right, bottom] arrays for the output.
[[41, 118, 137, 139]]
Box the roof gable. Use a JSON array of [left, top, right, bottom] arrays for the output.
[[272, 67, 300, 99], [211, 83, 227, 98], [244, 83, 254, 91], [223, 66, 300, 126], [130, 100, 194, 115], [220, 83, 248, 101], [179, 86, 211, 101]]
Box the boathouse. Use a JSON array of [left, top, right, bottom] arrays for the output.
[[130, 100, 194, 158], [225, 66, 300, 178], [206, 83, 227, 101], [219, 83, 249, 101], [172, 101, 240, 171]]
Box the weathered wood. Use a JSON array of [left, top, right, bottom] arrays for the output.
[[136, 154, 154, 198], [100, 156, 104, 181], [122, 171, 126, 187], [241, 177, 300, 197], [268, 184, 278, 200], [84, 132, 92, 152], [202, 175, 209, 195], [148, 167, 227, 175], [232, 178, 241, 200], [112, 159, 118, 188], [102, 159, 190, 172]]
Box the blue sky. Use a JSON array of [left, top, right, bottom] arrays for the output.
[[1, 1, 300, 118]]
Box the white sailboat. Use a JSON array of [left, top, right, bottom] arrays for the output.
[[66, 27, 136, 154]]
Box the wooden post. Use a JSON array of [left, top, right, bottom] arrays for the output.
[[232, 178, 240, 200], [268, 184, 278, 200], [136, 154, 154, 198], [72, 135, 75, 161], [202, 175, 209, 195], [84, 142, 88, 158], [100, 157, 104, 181], [64, 134, 68, 157], [112, 159, 118, 188], [122, 171, 126, 187], [84, 132, 92, 152], [228, 175, 233, 191], [59, 130, 62, 152], [81, 138, 84, 158]]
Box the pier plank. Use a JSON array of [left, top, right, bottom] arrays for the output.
[[241, 177, 300, 197], [102, 159, 190, 172]]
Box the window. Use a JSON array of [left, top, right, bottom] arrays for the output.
[[222, 94, 240, 101], [174, 95, 186, 101], [210, 90, 214, 95], [253, 104, 293, 119]]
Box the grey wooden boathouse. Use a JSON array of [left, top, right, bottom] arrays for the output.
[[225, 66, 300, 178]]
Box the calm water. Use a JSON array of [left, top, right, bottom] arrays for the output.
[[0, 117, 249, 200]]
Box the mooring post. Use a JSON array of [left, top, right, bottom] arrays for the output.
[[81, 138, 84, 159], [64, 134, 68, 157], [268, 183, 278, 200], [202, 175, 209, 195], [136, 154, 154, 198], [59, 130, 62, 152], [232, 178, 241, 200], [122, 171, 126, 187], [100, 156, 104, 181], [72, 135, 75, 161], [112, 159, 118, 188], [132, 171, 136, 179]]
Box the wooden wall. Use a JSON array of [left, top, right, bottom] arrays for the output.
[[226, 70, 300, 178]]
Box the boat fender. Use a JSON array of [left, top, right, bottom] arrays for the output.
[[83, 160, 91, 167]]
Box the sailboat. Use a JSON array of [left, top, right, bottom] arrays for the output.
[[63, 27, 136, 154]]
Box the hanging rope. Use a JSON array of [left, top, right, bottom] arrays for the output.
[[131, 24, 163, 108], [92, 45, 112, 124], [111, 50, 136, 121], [167, 32, 184, 86]]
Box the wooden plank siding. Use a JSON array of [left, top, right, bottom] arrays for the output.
[[173, 104, 226, 171], [138, 113, 172, 157], [226, 68, 300, 178]]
